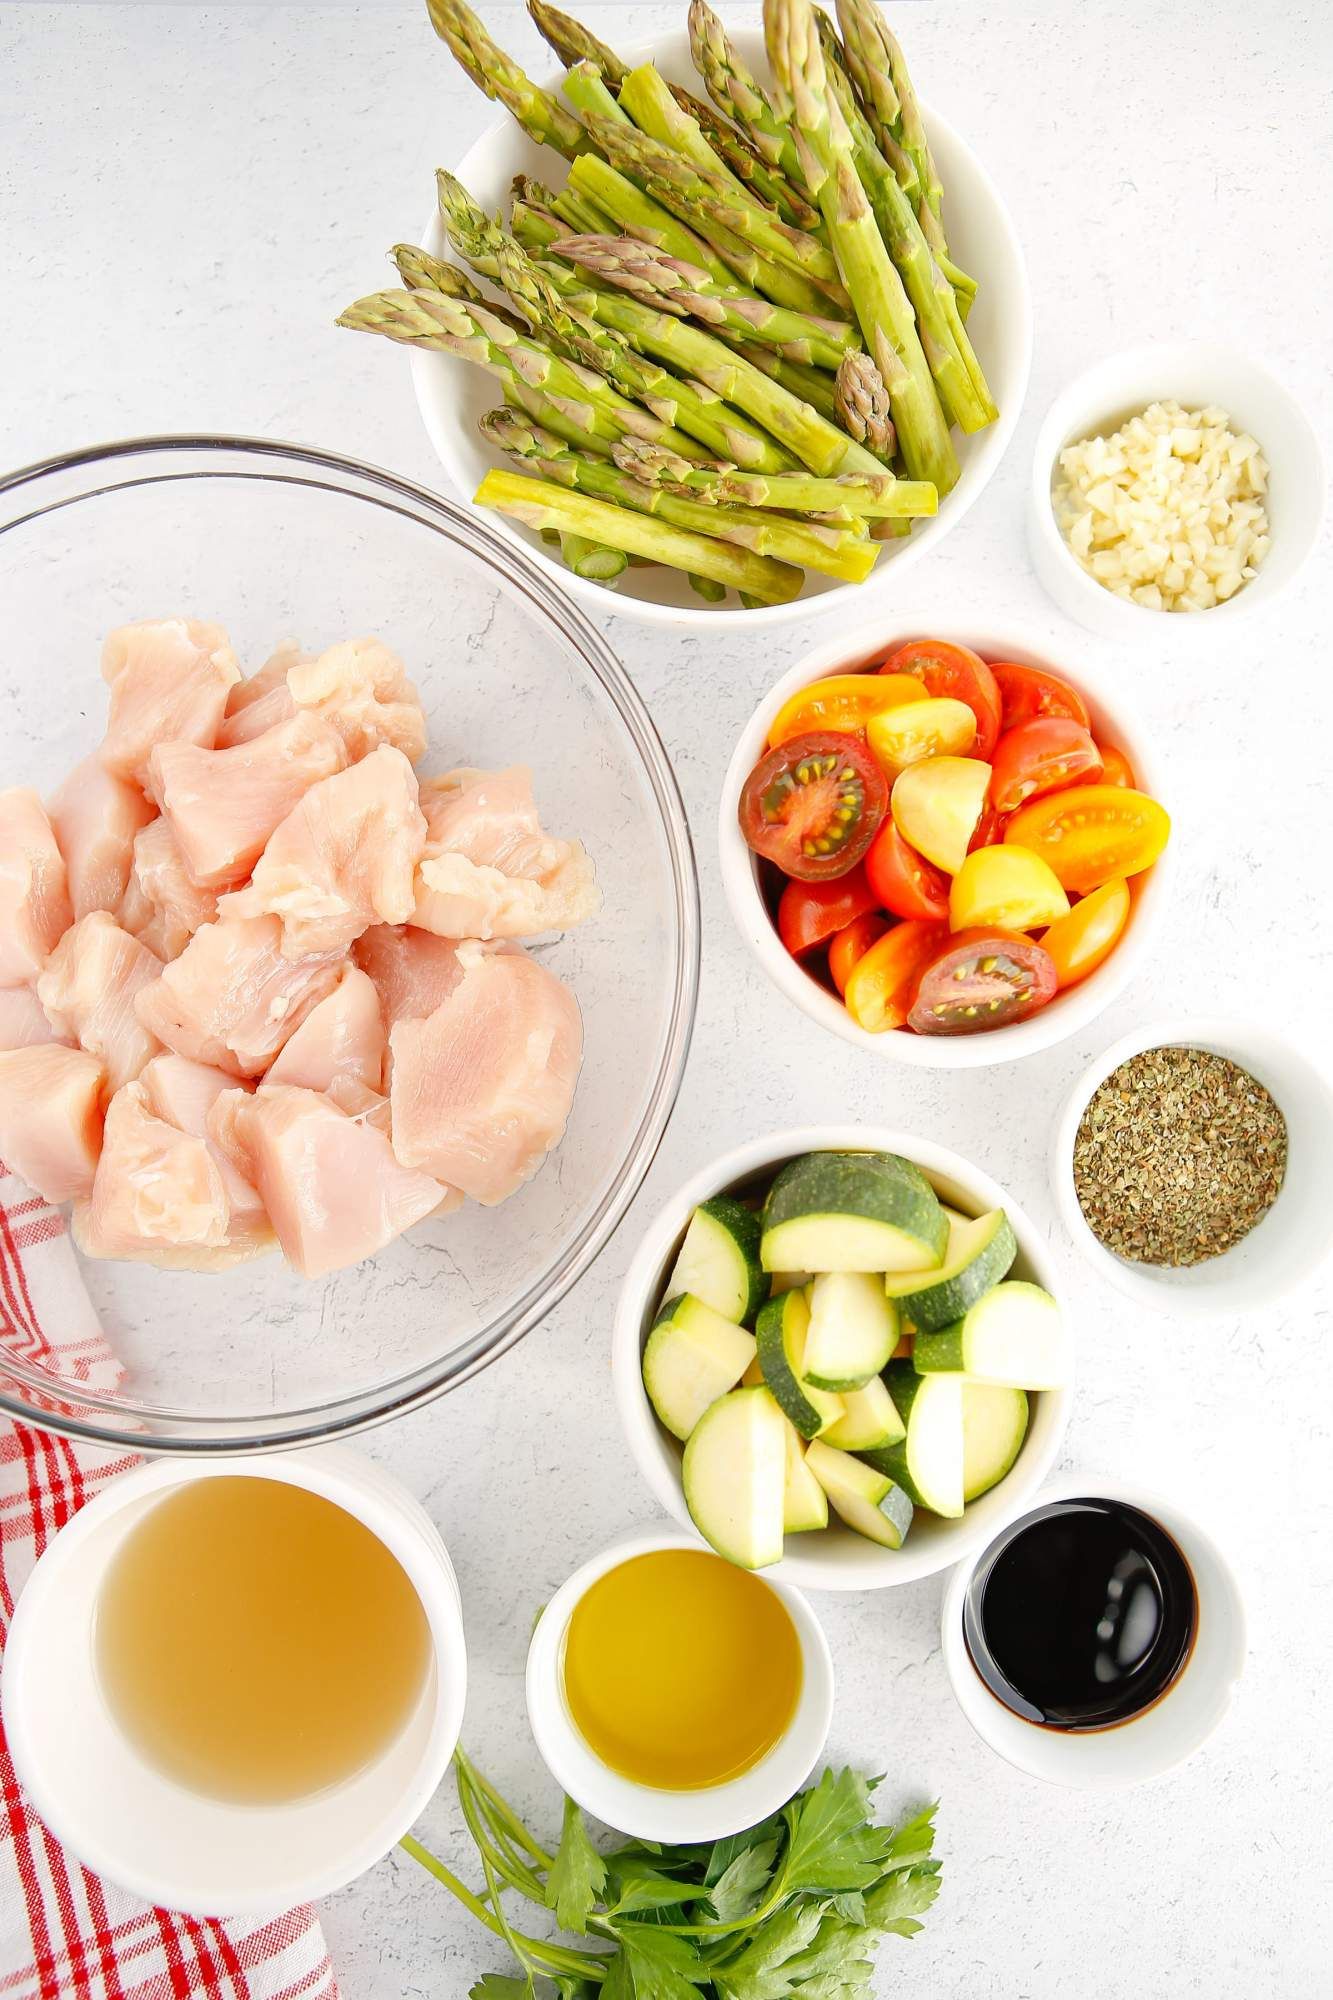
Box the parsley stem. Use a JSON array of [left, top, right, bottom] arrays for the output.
[[398, 1837, 608, 1983], [455, 1748, 555, 1868]]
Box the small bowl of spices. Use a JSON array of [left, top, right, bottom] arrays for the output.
[[1051, 1018, 1332, 1316]]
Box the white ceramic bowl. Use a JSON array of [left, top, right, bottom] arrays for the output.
[[1027, 340, 1324, 641], [2, 1448, 467, 1916], [1050, 1017, 1333, 1319], [719, 612, 1173, 1067], [414, 23, 1032, 630], [611, 1126, 1072, 1590], [526, 1527, 833, 1840], [941, 1473, 1247, 1789]]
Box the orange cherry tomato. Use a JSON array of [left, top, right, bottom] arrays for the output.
[[906, 928, 1058, 1036], [777, 865, 878, 959], [878, 639, 1002, 759], [864, 819, 950, 921], [989, 718, 1103, 815], [767, 673, 922, 748], [969, 802, 1010, 852], [1040, 878, 1131, 988], [990, 661, 1091, 732], [843, 920, 949, 1033], [829, 911, 889, 995], [1085, 743, 1136, 789], [1005, 786, 1170, 894]]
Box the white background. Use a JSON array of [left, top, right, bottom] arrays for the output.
[[3, 3, 1332, 1994]]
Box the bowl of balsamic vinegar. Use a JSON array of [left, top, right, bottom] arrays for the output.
[[941, 1475, 1246, 1788]]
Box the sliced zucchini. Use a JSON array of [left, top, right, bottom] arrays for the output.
[[741, 1354, 764, 1387], [780, 1412, 829, 1533], [642, 1293, 757, 1441], [760, 1151, 948, 1276], [884, 1207, 1017, 1329], [864, 1365, 964, 1517], [805, 1439, 914, 1550], [913, 1281, 1067, 1388], [768, 1269, 812, 1296], [962, 1383, 1029, 1502], [755, 1287, 844, 1439], [681, 1386, 786, 1569], [803, 1271, 901, 1389], [665, 1196, 767, 1326], [821, 1375, 906, 1452]]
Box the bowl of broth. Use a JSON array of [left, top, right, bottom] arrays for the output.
[[1, 1449, 467, 1914]]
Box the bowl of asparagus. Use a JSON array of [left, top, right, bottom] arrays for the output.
[[340, 0, 1031, 624]]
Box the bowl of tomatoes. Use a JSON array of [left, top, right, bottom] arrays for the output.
[[718, 615, 1173, 1066]]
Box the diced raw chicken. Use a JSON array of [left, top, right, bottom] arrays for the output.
[[353, 926, 465, 1033], [139, 1054, 274, 1255], [48, 757, 156, 921], [0, 985, 69, 1052], [147, 711, 347, 891], [216, 641, 308, 749], [134, 913, 342, 1077], [210, 1083, 444, 1279], [75, 1080, 241, 1269], [389, 943, 582, 1204], [119, 820, 219, 962], [287, 638, 428, 765], [0, 789, 73, 987], [99, 619, 240, 791], [266, 966, 385, 1092], [0, 1045, 105, 1203], [36, 913, 162, 1091], [410, 767, 599, 941], [326, 1074, 394, 1135]]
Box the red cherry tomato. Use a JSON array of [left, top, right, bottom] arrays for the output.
[[906, 928, 1058, 1036], [878, 639, 1002, 760], [739, 731, 887, 882], [989, 719, 1104, 815], [989, 661, 1091, 732], [829, 911, 889, 995], [968, 803, 1010, 852], [864, 819, 951, 921], [777, 865, 878, 958]]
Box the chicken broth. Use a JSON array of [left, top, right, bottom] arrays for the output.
[[94, 1477, 432, 1803]]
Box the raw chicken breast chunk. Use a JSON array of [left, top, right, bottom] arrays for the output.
[[37, 913, 163, 1091], [75, 1080, 240, 1269], [353, 926, 465, 1033], [135, 913, 342, 1077], [0, 1045, 105, 1203], [222, 745, 426, 956], [389, 943, 582, 1204], [99, 619, 240, 791], [287, 638, 428, 765], [139, 1054, 274, 1255], [147, 710, 346, 891], [48, 756, 155, 921], [0, 789, 73, 986], [0, 985, 69, 1053], [119, 819, 219, 962], [266, 966, 385, 1092], [216, 640, 307, 748], [411, 767, 599, 941]]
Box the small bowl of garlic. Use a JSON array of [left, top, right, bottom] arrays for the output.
[[1027, 340, 1322, 641]]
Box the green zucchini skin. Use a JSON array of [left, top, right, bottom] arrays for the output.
[[759, 1151, 948, 1275], [667, 1194, 768, 1325], [863, 1363, 964, 1516], [887, 1209, 1018, 1331], [754, 1289, 842, 1439]]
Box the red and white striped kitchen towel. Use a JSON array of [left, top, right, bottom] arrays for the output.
[[0, 1164, 339, 2000]]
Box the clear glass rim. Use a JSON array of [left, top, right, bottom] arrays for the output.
[[0, 434, 700, 1452]]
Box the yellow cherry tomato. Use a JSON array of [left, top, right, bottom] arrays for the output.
[[767, 673, 922, 748], [866, 697, 977, 779], [1040, 878, 1131, 988], [890, 757, 992, 875], [1005, 786, 1170, 893], [948, 844, 1070, 933]]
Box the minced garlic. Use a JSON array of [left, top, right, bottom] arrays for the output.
[[1051, 400, 1270, 612]]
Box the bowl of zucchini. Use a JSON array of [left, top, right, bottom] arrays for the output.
[[612, 1127, 1073, 1588]]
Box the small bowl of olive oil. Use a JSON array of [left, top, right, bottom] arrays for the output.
[[527, 1530, 834, 1841]]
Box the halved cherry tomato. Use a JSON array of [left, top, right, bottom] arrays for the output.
[[777, 865, 878, 958], [829, 911, 889, 995], [878, 639, 1001, 759], [949, 845, 1069, 933], [990, 661, 1091, 732], [844, 919, 949, 1033], [968, 802, 1009, 852], [906, 928, 1058, 1036], [740, 731, 888, 881], [1005, 786, 1170, 894], [989, 718, 1103, 815], [1040, 878, 1131, 988], [1085, 743, 1135, 789], [866, 697, 977, 779], [865, 819, 950, 921], [890, 757, 992, 875], [767, 673, 922, 748]]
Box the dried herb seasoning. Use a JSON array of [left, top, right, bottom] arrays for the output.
[[1072, 1046, 1287, 1266]]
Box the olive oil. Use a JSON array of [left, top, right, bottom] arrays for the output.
[[95, 1477, 432, 1803], [561, 1549, 802, 1790]]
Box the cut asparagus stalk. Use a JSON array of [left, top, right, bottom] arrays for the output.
[[559, 530, 628, 580], [835, 350, 895, 459], [619, 60, 765, 208], [732, 342, 840, 422], [424, 0, 588, 160], [610, 436, 936, 518], [560, 56, 632, 130], [689, 572, 727, 601]]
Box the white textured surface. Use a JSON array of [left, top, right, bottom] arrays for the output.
[[3, 3, 1332, 1994]]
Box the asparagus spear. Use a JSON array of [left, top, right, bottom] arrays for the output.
[[836, 349, 895, 458], [392, 242, 528, 331], [480, 408, 879, 582], [475, 468, 804, 603], [560, 56, 630, 131], [732, 342, 841, 422], [568, 154, 742, 292], [424, 0, 588, 160], [611, 436, 936, 518], [764, 0, 959, 493], [619, 60, 823, 231], [525, 0, 626, 85], [688, 1, 809, 189], [689, 573, 727, 601], [559, 531, 629, 580], [835, 0, 941, 230]]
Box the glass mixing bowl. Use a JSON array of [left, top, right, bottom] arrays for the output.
[[0, 438, 698, 1450]]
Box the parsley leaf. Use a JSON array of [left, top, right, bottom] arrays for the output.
[[862, 1859, 943, 1938], [711, 1899, 826, 1998], [469, 1977, 532, 2000], [605, 1865, 705, 1918], [545, 1797, 607, 1935], [777, 1770, 895, 1896], [883, 1803, 938, 1870], [603, 1926, 710, 1999], [701, 1816, 783, 1889], [706, 1837, 779, 1923]]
